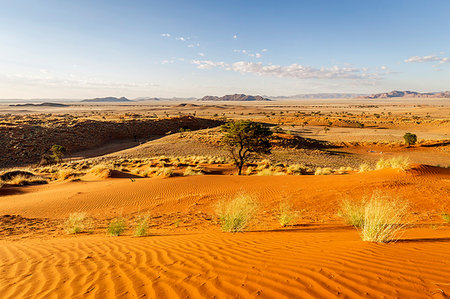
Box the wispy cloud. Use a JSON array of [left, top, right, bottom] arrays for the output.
[[404, 55, 449, 64], [234, 49, 263, 58], [191, 59, 379, 80], [191, 60, 229, 70], [233, 34, 237, 39], [231, 62, 376, 79], [160, 33, 171, 37]]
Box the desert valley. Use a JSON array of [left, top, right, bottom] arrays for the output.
[[0, 93, 449, 298]]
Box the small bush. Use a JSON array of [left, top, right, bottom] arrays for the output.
[[442, 213, 450, 223], [403, 132, 417, 146], [278, 200, 299, 227], [134, 215, 150, 237], [360, 193, 408, 243], [107, 217, 126, 236], [64, 212, 93, 234], [338, 199, 365, 228], [216, 193, 258, 232]]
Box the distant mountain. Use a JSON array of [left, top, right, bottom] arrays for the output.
[[9, 102, 69, 107], [358, 90, 450, 99], [270, 93, 367, 99], [198, 94, 271, 101], [82, 97, 131, 102]]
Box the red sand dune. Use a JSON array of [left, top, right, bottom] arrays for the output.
[[0, 165, 449, 298]]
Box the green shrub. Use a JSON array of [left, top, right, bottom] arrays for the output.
[[216, 193, 258, 232], [107, 217, 126, 236], [403, 132, 417, 146], [64, 212, 93, 234]]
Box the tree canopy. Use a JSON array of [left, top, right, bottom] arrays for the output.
[[221, 120, 272, 175]]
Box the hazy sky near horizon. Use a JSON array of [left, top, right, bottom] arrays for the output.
[[0, 0, 449, 99]]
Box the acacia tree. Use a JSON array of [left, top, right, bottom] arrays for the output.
[[221, 120, 272, 175], [51, 144, 66, 163], [403, 132, 417, 147]]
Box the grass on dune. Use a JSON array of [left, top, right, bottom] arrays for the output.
[[277, 200, 299, 227], [107, 217, 127, 236], [134, 215, 150, 237], [339, 192, 408, 243], [216, 193, 259, 232], [64, 212, 94, 234]]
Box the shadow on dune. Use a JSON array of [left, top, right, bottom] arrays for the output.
[[0, 187, 27, 196], [251, 224, 355, 233], [396, 237, 450, 243]]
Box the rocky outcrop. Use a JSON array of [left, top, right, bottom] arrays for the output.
[[199, 94, 271, 101]]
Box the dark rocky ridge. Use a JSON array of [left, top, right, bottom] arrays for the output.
[[0, 116, 222, 168]]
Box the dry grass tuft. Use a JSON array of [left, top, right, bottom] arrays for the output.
[[64, 212, 94, 234], [314, 167, 332, 175], [183, 166, 204, 176], [359, 193, 408, 243], [338, 199, 366, 228], [277, 200, 299, 227], [376, 157, 410, 171], [216, 193, 259, 232]]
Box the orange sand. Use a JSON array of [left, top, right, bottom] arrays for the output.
[[0, 165, 449, 298]]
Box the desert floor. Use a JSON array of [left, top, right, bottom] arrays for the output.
[[0, 99, 449, 298]]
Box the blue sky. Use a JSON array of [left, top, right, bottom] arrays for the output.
[[0, 0, 449, 99]]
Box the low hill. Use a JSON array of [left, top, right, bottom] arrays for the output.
[[198, 94, 271, 101], [9, 102, 69, 107], [82, 97, 131, 103], [358, 90, 450, 99]]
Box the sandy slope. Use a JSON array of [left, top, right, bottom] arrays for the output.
[[0, 165, 449, 298]]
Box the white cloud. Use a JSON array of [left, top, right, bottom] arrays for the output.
[[191, 59, 379, 80], [261, 49, 268, 52], [404, 55, 449, 64], [234, 49, 263, 58], [198, 52, 205, 57], [233, 34, 237, 39], [160, 33, 171, 37], [175, 37, 186, 41], [191, 60, 228, 70], [231, 62, 374, 79]]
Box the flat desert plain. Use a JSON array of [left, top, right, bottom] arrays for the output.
[[0, 99, 449, 298]]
